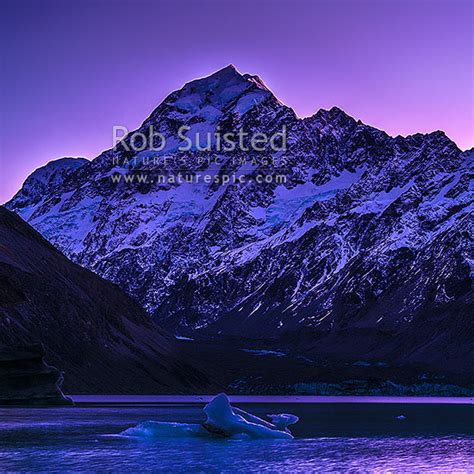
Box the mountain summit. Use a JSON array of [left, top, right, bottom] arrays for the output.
[[167, 64, 275, 110], [183, 64, 272, 95]]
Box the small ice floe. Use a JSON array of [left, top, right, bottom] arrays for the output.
[[396, 415, 407, 420], [121, 393, 298, 440], [266, 413, 300, 433], [122, 421, 210, 438]]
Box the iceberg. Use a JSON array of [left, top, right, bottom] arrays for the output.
[[121, 393, 298, 440], [203, 393, 297, 439]]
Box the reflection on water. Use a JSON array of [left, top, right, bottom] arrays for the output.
[[0, 402, 473, 472]]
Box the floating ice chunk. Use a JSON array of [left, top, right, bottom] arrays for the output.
[[202, 393, 296, 439], [121, 393, 299, 440], [121, 421, 210, 438], [267, 413, 299, 432]]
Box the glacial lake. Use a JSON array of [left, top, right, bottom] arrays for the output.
[[0, 397, 473, 472]]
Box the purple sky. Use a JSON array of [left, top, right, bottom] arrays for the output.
[[1, 0, 472, 203]]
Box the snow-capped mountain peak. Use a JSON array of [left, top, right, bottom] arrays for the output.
[[5, 67, 472, 359], [162, 64, 278, 115]]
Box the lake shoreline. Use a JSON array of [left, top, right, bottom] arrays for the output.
[[67, 395, 474, 406]]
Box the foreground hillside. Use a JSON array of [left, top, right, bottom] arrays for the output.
[[0, 207, 207, 394]]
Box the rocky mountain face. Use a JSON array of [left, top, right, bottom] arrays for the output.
[[0, 207, 208, 394], [8, 157, 88, 215], [6, 65, 473, 378]]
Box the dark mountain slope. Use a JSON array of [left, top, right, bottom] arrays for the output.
[[0, 206, 207, 394]]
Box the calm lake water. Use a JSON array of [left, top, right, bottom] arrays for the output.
[[0, 398, 473, 472]]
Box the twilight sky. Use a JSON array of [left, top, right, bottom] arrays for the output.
[[1, 0, 472, 203]]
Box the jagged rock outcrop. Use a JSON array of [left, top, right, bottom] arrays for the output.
[[6, 65, 473, 378], [0, 344, 71, 405]]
